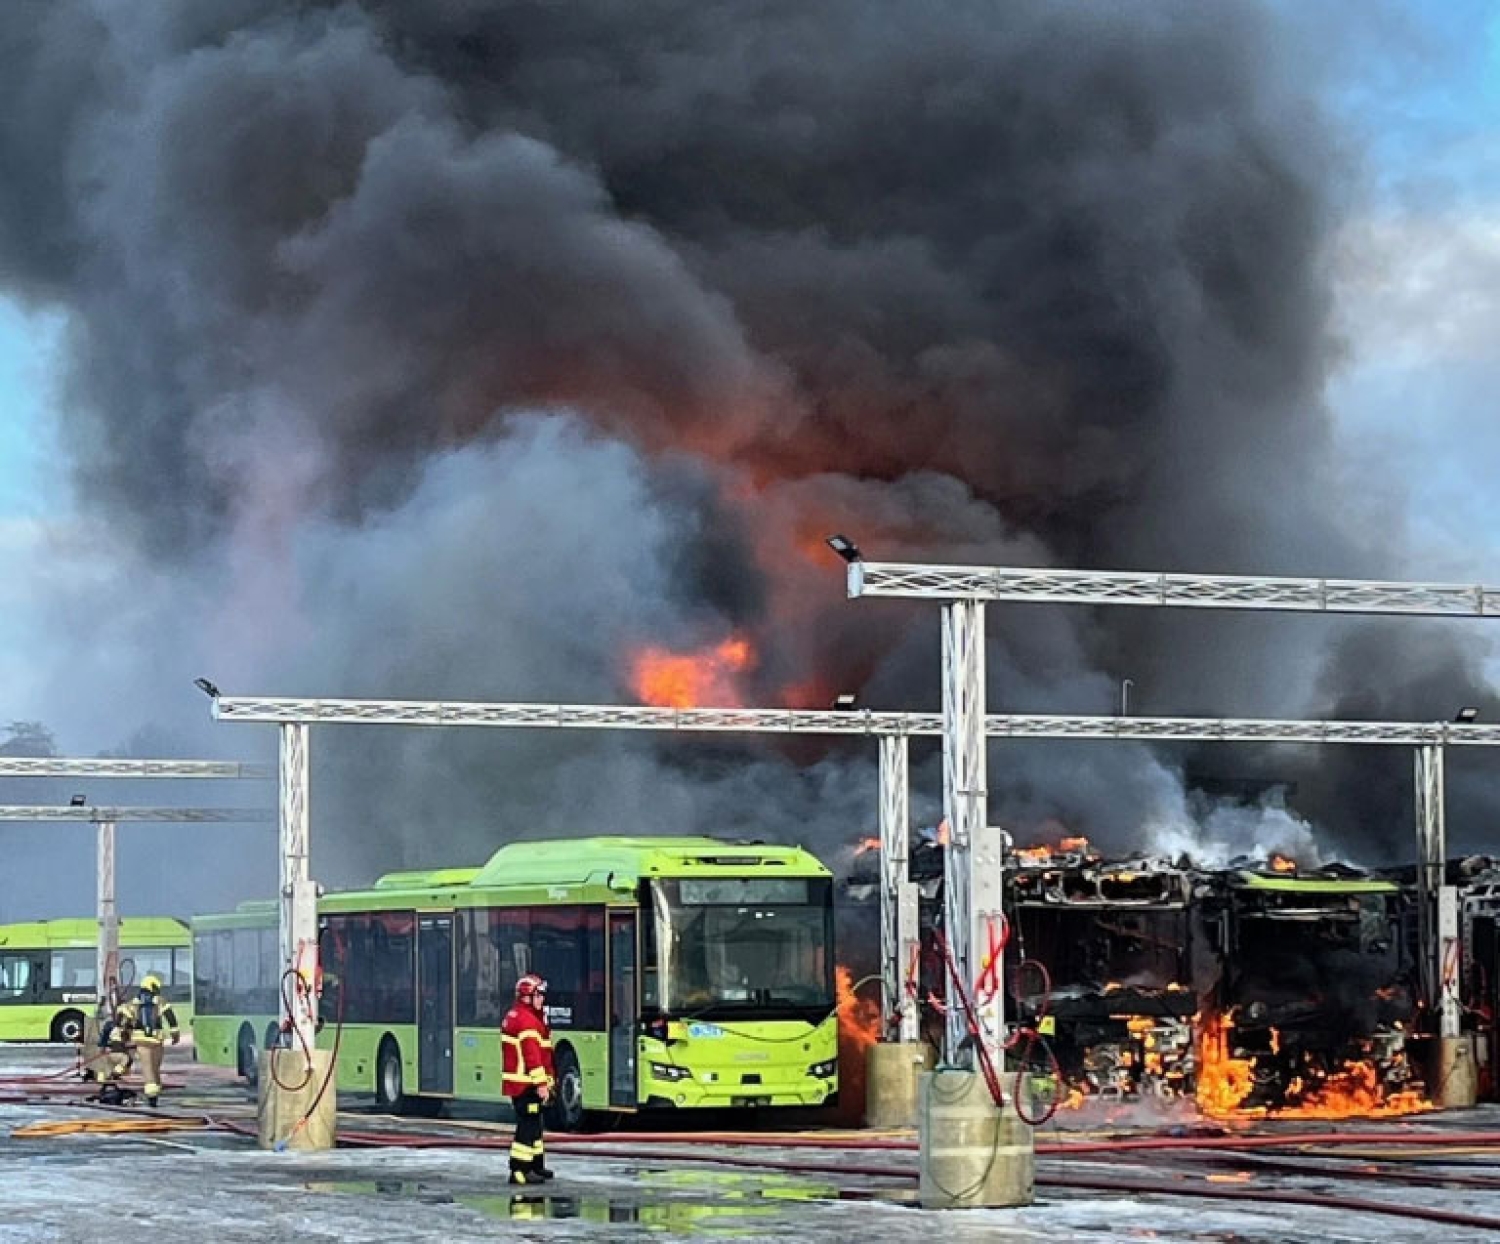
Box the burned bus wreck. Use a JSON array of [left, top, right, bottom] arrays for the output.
[[1195, 868, 1422, 1114], [844, 836, 1428, 1114], [1005, 843, 1198, 1101]]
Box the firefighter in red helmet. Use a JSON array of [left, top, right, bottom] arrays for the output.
[[501, 973, 556, 1185]]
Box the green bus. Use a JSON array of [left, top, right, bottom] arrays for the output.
[[188, 901, 281, 1080], [0, 917, 193, 1042], [193, 836, 839, 1128]]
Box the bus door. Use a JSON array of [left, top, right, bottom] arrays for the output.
[[607, 910, 638, 1108], [0, 951, 44, 1006], [416, 913, 454, 1095]]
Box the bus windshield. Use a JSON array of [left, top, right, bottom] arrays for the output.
[[652, 877, 833, 1018]]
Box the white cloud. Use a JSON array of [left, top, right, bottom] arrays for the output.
[[1334, 210, 1500, 366]]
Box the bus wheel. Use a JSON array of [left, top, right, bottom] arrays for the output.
[[546, 1045, 592, 1133], [237, 1023, 259, 1086], [51, 1010, 86, 1044], [375, 1036, 406, 1112]]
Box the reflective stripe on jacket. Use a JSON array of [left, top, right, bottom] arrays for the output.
[[500, 1003, 555, 1098]]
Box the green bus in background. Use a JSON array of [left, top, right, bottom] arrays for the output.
[[0, 917, 193, 1042], [193, 837, 838, 1128], [189, 901, 281, 1080]]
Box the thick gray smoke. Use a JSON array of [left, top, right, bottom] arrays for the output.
[[0, 1, 1488, 917]]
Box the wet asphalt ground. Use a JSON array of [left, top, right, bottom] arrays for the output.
[[6, 1044, 1500, 1242]]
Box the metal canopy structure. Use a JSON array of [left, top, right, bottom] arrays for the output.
[[0, 758, 271, 1011], [0, 758, 273, 779], [0, 797, 271, 1013], [844, 554, 1500, 1073], [849, 561, 1500, 615], [213, 697, 1500, 746], [211, 689, 1500, 1051]]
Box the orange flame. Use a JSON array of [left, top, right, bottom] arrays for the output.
[[836, 965, 881, 1053], [935, 820, 951, 846], [1195, 1010, 1430, 1120], [1014, 835, 1091, 864], [854, 837, 881, 856], [1269, 854, 1297, 874], [629, 636, 754, 708]]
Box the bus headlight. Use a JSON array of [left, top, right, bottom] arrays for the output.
[[808, 1058, 838, 1079], [650, 1062, 693, 1082]]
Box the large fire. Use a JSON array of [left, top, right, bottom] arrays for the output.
[[836, 964, 882, 1052], [629, 636, 754, 707], [1195, 1010, 1429, 1120], [833, 964, 882, 1128]]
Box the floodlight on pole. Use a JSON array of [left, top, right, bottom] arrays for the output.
[[194, 677, 221, 699], [825, 534, 862, 564], [70, 793, 86, 808], [1456, 707, 1480, 724], [832, 692, 858, 710]]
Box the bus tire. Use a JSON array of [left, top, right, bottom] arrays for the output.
[[375, 1036, 407, 1112], [236, 1023, 259, 1085], [546, 1044, 596, 1133], [51, 1009, 86, 1044]]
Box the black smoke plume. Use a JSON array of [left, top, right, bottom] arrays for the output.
[[0, 1, 1485, 917]]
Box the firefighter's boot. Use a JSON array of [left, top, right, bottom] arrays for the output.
[[530, 1157, 556, 1182]]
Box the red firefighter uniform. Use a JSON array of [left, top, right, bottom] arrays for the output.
[[501, 974, 556, 1185]]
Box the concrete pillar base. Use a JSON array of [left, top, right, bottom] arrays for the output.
[[1434, 1035, 1478, 1109], [865, 1041, 935, 1129], [258, 1048, 338, 1151], [918, 1068, 1034, 1209]]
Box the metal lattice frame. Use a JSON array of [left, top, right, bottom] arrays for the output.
[[213, 690, 1500, 1064], [849, 562, 1500, 614], [849, 556, 1500, 1071], [878, 735, 919, 1043], [0, 758, 272, 779], [0, 804, 273, 1009], [279, 723, 319, 1049], [942, 601, 1003, 1069], [1414, 745, 1461, 1037], [0, 806, 272, 822], [213, 697, 1500, 746]]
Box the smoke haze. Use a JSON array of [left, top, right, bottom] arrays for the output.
[[0, 1, 1492, 918]]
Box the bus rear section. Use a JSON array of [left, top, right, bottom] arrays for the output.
[[0, 917, 192, 1042], [189, 903, 280, 1078]]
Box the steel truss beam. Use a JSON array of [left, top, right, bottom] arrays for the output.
[[0, 758, 271, 779], [0, 804, 272, 1007], [0, 806, 271, 822], [848, 562, 1500, 615], [213, 696, 1500, 746]]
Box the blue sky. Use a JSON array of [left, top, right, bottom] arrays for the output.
[[0, 300, 63, 521]]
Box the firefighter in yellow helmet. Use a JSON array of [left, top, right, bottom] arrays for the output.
[[131, 973, 181, 1107]]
